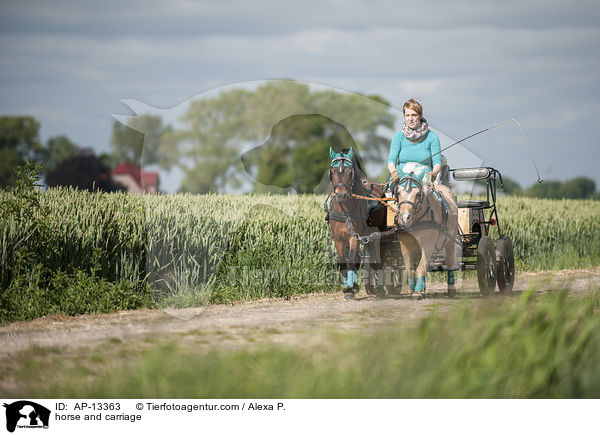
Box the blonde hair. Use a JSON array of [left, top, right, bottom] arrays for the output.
[[403, 99, 423, 118]]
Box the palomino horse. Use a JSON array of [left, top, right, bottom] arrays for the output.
[[327, 147, 386, 299], [394, 174, 459, 298]]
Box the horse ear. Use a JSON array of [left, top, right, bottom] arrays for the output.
[[347, 147, 354, 160], [422, 179, 430, 195], [329, 147, 336, 160]]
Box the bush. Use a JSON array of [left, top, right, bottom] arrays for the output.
[[0, 162, 153, 322]]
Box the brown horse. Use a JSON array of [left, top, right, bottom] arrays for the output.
[[394, 174, 459, 298], [327, 147, 386, 299]]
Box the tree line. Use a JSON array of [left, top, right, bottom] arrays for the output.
[[1, 82, 393, 193], [1, 80, 598, 199], [498, 175, 599, 200]]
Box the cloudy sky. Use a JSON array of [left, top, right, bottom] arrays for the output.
[[1, 0, 599, 190]]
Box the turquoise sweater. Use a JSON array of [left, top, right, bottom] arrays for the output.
[[387, 130, 442, 180]]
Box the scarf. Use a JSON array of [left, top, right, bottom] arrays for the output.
[[401, 118, 429, 143]]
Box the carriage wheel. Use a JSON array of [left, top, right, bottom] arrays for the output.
[[496, 235, 515, 294], [477, 236, 496, 296]]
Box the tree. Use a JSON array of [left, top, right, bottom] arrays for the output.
[[499, 176, 522, 195], [526, 180, 563, 199], [176, 81, 395, 193], [242, 114, 358, 193], [178, 88, 253, 193], [524, 177, 597, 199], [111, 114, 176, 169], [559, 177, 596, 199], [45, 150, 124, 192], [0, 116, 44, 187], [43, 135, 79, 171]]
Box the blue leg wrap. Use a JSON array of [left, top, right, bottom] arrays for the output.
[[415, 276, 426, 293], [448, 270, 455, 286], [352, 270, 359, 287], [345, 270, 357, 289], [408, 277, 416, 291]]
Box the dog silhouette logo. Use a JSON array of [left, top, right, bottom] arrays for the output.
[[3, 401, 50, 432]]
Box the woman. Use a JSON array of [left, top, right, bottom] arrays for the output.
[[387, 99, 441, 183], [387, 99, 456, 299]]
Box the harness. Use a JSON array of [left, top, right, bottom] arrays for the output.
[[431, 189, 449, 226], [326, 152, 460, 247], [395, 175, 425, 221], [394, 176, 462, 248], [326, 153, 373, 243]]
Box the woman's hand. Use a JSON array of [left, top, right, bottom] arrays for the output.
[[429, 164, 442, 183], [388, 162, 399, 182]]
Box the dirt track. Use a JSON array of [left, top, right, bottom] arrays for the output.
[[1, 269, 598, 359]]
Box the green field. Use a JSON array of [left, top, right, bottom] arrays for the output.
[[1, 188, 600, 322]]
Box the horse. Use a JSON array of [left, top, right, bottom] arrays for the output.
[[393, 173, 459, 298], [327, 147, 387, 299]]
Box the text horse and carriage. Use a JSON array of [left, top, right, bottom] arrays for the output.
[[325, 147, 515, 299]]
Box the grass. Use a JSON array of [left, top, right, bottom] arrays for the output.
[[5, 286, 600, 399]]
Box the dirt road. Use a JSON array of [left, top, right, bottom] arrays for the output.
[[1, 269, 598, 358]]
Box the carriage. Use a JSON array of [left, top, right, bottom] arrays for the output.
[[368, 166, 516, 297]]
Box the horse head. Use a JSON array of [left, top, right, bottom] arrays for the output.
[[329, 147, 355, 203], [395, 175, 429, 227]]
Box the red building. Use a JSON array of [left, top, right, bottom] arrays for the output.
[[111, 162, 159, 193]]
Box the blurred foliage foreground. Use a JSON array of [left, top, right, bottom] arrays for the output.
[[9, 288, 600, 398], [1, 162, 600, 322]]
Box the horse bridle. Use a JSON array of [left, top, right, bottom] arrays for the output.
[[329, 156, 355, 193], [395, 175, 425, 220]]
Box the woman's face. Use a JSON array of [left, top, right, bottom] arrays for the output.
[[404, 108, 421, 129]]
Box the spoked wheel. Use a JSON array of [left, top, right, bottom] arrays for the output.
[[496, 235, 515, 294], [477, 236, 496, 296]]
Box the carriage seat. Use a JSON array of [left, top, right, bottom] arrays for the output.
[[457, 200, 489, 209]]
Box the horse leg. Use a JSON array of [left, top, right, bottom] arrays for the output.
[[345, 236, 360, 298], [437, 185, 460, 296], [370, 237, 386, 297], [332, 231, 350, 294], [338, 261, 348, 287], [362, 240, 377, 295], [414, 230, 436, 298], [398, 233, 417, 293]]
